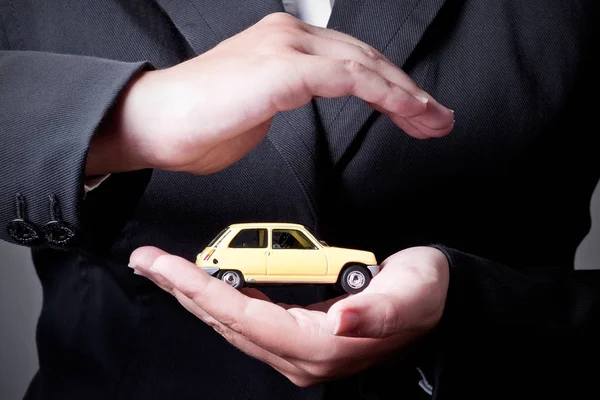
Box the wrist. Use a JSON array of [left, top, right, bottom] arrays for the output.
[[85, 70, 159, 176]]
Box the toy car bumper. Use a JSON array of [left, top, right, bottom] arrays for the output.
[[367, 265, 380, 277], [202, 267, 220, 276]]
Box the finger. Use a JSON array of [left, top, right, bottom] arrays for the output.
[[143, 254, 315, 358], [295, 55, 428, 123], [326, 293, 407, 339], [369, 103, 429, 139], [389, 116, 431, 139], [171, 287, 305, 378], [130, 253, 300, 375], [129, 246, 178, 291], [130, 246, 170, 268], [389, 111, 455, 138], [131, 248, 336, 381], [298, 35, 453, 132], [369, 101, 455, 139], [297, 34, 426, 98]]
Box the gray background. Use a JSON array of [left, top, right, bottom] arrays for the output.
[[1, 183, 599, 399]]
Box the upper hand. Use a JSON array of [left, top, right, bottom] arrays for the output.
[[87, 12, 454, 176], [129, 246, 450, 387]]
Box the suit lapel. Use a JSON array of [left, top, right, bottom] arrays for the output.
[[317, 0, 449, 165], [151, 0, 216, 54], [268, 104, 330, 232]]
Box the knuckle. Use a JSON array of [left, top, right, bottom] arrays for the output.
[[361, 46, 382, 62], [198, 303, 244, 333], [225, 317, 245, 334], [378, 301, 403, 338], [383, 77, 396, 90], [206, 318, 224, 333], [189, 292, 206, 308], [390, 91, 422, 115], [219, 328, 236, 344], [261, 12, 298, 26], [208, 321, 236, 344], [164, 285, 177, 297], [342, 59, 366, 74], [186, 283, 211, 304]]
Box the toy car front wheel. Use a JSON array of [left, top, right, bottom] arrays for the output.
[[340, 265, 371, 294], [217, 270, 245, 289]]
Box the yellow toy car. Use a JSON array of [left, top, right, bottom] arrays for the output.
[[196, 223, 379, 294]]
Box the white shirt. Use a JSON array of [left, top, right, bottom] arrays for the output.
[[282, 0, 334, 27], [85, 0, 334, 193]]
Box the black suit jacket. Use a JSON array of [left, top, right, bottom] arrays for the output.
[[1, 1, 599, 399]]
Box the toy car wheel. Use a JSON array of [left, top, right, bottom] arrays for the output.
[[340, 265, 371, 294], [217, 270, 245, 289]]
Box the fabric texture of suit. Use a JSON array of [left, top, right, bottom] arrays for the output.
[[1, 0, 599, 399]]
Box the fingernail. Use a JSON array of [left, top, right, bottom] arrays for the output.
[[333, 311, 360, 335], [413, 95, 429, 104], [450, 109, 455, 113], [127, 263, 136, 269], [133, 269, 144, 276]]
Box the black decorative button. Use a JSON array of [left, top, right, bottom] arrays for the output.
[[42, 220, 75, 246], [41, 194, 76, 247], [8, 194, 41, 245], [7, 219, 41, 244]]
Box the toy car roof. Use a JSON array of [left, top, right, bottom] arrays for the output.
[[227, 222, 308, 230]]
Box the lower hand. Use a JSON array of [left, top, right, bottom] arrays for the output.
[[129, 246, 449, 386], [87, 12, 454, 177]]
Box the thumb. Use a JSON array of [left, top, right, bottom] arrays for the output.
[[327, 293, 403, 338]]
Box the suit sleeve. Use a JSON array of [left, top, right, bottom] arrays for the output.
[[0, 49, 153, 251], [423, 246, 600, 398]]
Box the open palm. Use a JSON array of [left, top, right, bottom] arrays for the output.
[[129, 246, 449, 387]]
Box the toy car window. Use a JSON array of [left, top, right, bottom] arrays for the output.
[[214, 229, 231, 247], [228, 229, 268, 248], [272, 229, 317, 249], [207, 228, 229, 247]]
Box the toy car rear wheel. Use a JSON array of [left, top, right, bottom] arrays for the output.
[[217, 270, 245, 289], [340, 265, 371, 294]]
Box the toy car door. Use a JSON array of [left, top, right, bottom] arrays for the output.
[[225, 228, 268, 276], [266, 228, 327, 279]]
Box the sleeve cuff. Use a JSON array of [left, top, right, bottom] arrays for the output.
[[84, 174, 112, 193]]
